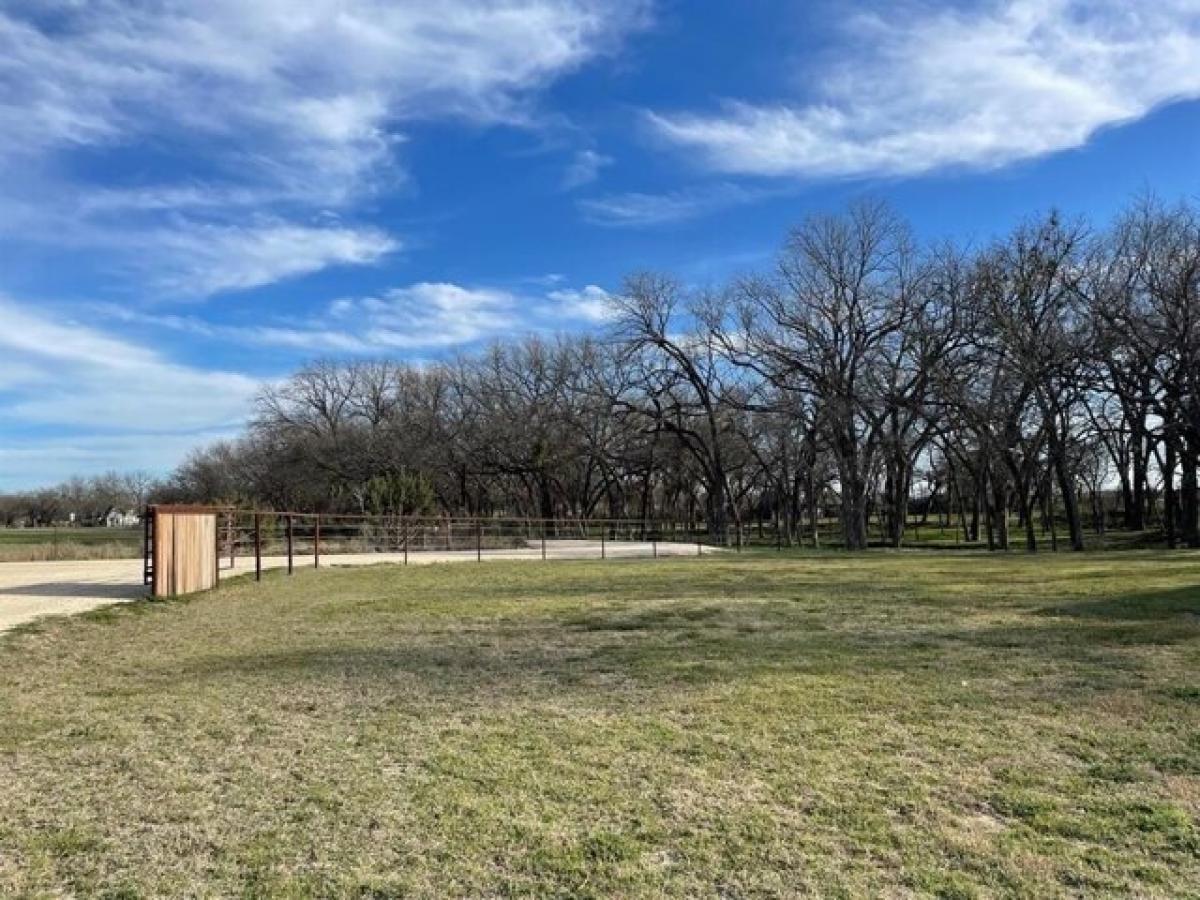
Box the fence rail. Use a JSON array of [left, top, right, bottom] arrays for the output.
[[144, 505, 1148, 594], [214, 510, 1111, 574], [209, 511, 736, 583]]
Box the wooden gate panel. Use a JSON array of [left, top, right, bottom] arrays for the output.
[[150, 506, 220, 597]]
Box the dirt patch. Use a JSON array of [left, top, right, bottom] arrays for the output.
[[0, 559, 145, 633]]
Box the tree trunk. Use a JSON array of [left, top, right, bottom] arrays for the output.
[[840, 475, 869, 551], [706, 480, 729, 545], [538, 477, 555, 528], [835, 439, 869, 550], [1129, 421, 1149, 530], [1181, 438, 1199, 548], [982, 471, 996, 550], [807, 471, 820, 549], [886, 455, 912, 549], [991, 477, 1011, 551], [1013, 479, 1035, 553], [1052, 454, 1085, 551], [1046, 480, 1059, 552], [1163, 439, 1178, 549]]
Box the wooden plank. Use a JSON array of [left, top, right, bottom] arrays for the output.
[[178, 514, 195, 594], [151, 510, 218, 597], [153, 511, 174, 597], [196, 514, 215, 592]]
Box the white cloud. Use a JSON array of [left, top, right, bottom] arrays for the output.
[[647, 0, 1200, 178], [148, 221, 398, 297], [545, 285, 616, 322], [0, 296, 259, 434], [330, 282, 520, 349], [99, 282, 522, 352], [562, 149, 613, 189], [1, 187, 398, 299], [0, 277, 616, 487], [0, 1, 649, 196], [98, 279, 620, 353], [579, 182, 774, 226], [0, 0, 649, 295]]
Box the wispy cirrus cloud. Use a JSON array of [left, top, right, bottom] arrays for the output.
[[1, 197, 399, 298], [0, 1, 650, 187], [328, 283, 520, 349], [0, 295, 259, 441], [0, 277, 616, 487], [647, 0, 1200, 179], [146, 221, 399, 297], [98, 280, 619, 353], [579, 182, 777, 227], [326, 281, 618, 344], [0, 0, 650, 297], [545, 285, 616, 322], [561, 149, 614, 190]]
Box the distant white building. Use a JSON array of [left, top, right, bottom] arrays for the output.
[[102, 508, 140, 528]]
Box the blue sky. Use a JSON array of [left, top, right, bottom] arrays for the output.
[[2, 0, 1199, 489]]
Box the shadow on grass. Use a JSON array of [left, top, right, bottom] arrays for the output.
[[930, 585, 1200, 665], [1037, 584, 1200, 621], [150, 579, 1200, 710], [0, 582, 143, 599]]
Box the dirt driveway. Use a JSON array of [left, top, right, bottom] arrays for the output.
[[0, 559, 146, 633], [0, 541, 712, 634]]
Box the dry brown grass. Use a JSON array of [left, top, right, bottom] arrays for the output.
[[0, 528, 141, 562], [0, 541, 141, 563]]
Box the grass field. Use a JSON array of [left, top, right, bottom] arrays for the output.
[[0, 528, 141, 562], [1, 552, 1198, 897]]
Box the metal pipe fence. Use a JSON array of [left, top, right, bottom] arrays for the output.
[[214, 511, 732, 581], [213, 510, 1026, 580], [144, 506, 1152, 591]]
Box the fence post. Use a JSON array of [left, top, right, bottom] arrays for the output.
[[601, 529, 606, 560], [314, 514, 321, 569], [403, 518, 409, 566], [228, 513, 235, 568], [287, 514, 294, 575], [254, 512, 262, 582], [541, 521, 547, 560], [143, 509, 155, 589], [476, 519, 482, 562]]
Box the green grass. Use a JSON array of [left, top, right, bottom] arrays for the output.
[[740, 522, 1165, 551], [0, 527, 141, 561], [1, 552, 1198, 897]]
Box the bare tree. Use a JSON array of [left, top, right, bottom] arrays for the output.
[[610, 273, 744, 543]]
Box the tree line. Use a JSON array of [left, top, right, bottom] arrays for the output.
[[5, 196, 1198, 551], [0, 471, 155, 528]]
